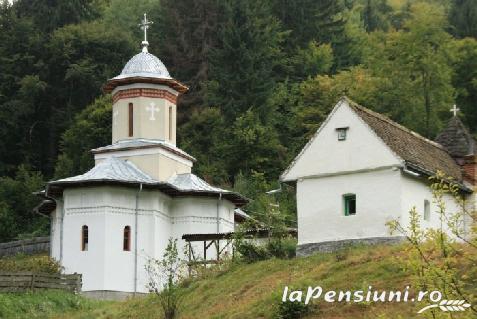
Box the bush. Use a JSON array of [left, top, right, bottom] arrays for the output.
[[266, 237, 297, 259], [0, 254, 62, 274], [235, 238, 297, 263], [276, 299, 310, 319], [235, 241, 271, 263]]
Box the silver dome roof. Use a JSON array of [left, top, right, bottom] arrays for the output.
[[112, 51, 171, 80]]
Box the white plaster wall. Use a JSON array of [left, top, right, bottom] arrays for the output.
[[282, 100, 401, 182], [296, 168, 402, 245], [61, 188, 108, 291], [400, 174, 467, 236], [51, 186, 236, 294], [171, 197, 235, 260], [50, 201, 62, 261], [112, 84, 178, 145]]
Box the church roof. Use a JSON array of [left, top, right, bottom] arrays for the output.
[[91, 138, 196, 162], [168, 173, 228, 193], [46, 157, 247, 206], [113, 51, 171, 81], [435, 117, 477, 158], [346, 98, 463, 181], [52, 156, 158, 185]]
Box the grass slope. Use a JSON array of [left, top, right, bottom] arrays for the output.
[[1, 244, 474, 319]]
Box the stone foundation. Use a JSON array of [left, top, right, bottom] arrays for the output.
[[296, 236, 406, 256], [81, 290, 147, 301]]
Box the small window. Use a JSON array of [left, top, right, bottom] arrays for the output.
[[128, 103, 134, 137], [343, 194, 356, 216], [123, 226, 131, 251], [336, 127, 349, 141], [168, 106, 173, 140], [424, 200, 430, 221], [81, 225, 89, 251]]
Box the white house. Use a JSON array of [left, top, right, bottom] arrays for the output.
[[37, 15, 247, 299], [281, 97, 476, 255]]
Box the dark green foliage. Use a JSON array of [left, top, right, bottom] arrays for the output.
[[206, 0, 286, 122], [450, 0, 477, 39], [276, 297, 311, 319], [1, 0, 477, 240], [0, 166, 45, 242], [54, 95, 112, 179]]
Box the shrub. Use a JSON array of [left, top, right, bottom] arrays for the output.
[[266, 237, 297, 259], [0, 254, 62, 274], [276, 299, 310, 319], [235, 241, 270, 263]]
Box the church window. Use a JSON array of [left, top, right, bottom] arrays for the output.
[[168, 106, 173, 140], [424, 200, 430, 221], [128, 103, 134, 137], [123, 226, 131, 251], [336, 127, 349, 141], [343, 194, 356, 216], [81, 225, 89, 251]]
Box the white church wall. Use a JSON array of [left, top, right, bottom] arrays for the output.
[[171, 197, 235, 261], [296, 168, 402, 245], [282, 100, 402, 182], [50, 200, 62, 261], [61, 188, 108, 291]]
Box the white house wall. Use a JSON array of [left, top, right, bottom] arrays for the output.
[[296, 168, 402, 245], [282, 100, 402, 181], [400, 174, 466, 236]]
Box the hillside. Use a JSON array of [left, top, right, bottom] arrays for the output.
[[2, 243, 475, 319]]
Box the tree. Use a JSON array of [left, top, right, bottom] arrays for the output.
[[366, 3, 455, 137], [206, 0, 286, 123], [152, 0, 222, 121], [451, 38, 477, 133], [0, 165, 45, 242], [449, 0, 477, 39], [145, 238, 184, 319], [54, 95, 112, 179]]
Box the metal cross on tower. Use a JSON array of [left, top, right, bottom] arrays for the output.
[[139, 13, 153, 53], [450, 104, 460, 117]]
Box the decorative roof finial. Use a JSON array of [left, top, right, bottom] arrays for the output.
[[450, 104, 460, 117], [139, 13, 153, 53]]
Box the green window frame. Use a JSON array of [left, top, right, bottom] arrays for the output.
[[343, 194, 356, 216]]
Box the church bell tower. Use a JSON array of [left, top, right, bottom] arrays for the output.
[[98, 14, 193, 181]]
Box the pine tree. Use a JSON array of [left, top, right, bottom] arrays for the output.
[[206, 0, 286, 123]]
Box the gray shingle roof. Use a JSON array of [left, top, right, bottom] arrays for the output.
[[47, 157, 248, 206], [53, 157, 158, 185], [168, 173, 229, 193], [435, 117, 477, 158], [347, 98, 463, 181], [91, 138, 196, 162], [112, 51, 171, 80]]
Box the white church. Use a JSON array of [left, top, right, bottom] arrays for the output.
[[281, 97, 476, 255], [37, 15, 247, 299]]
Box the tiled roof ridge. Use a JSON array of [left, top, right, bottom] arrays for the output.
[[344, 97, 446, 151]]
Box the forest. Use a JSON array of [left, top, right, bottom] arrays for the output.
[[0, 0, 476, 241]]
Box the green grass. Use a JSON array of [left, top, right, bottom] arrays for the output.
[[0, 290, 108, 319], [1, 244, 475, 319]]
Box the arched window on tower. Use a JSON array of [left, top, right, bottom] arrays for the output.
[[128, 103, 134, 137], [123, 226, 131, 251], [81, 225, 89, 251], [168, 106, 173, 140]]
